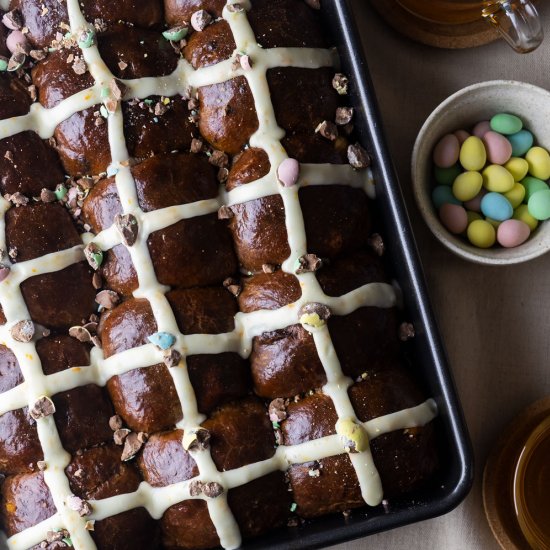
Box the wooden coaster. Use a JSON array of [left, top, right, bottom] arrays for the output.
[[482, 397, 550, 550], [369, 0, 500, 49]]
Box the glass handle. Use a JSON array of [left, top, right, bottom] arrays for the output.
[[483, 0, 544, 53]]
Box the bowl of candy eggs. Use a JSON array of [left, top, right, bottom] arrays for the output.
[[412, 80, 550, 265]]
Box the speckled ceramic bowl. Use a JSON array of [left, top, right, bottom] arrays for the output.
[[412, 80, 550, 265]]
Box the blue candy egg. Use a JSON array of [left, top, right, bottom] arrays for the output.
[[481, 192, 513, 221], [506, 130, 534, 157], [148, 331, 177, 350], [432, 185, 461, 210]]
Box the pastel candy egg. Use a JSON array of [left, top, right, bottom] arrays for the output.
[[527, 189, 550, 220], [507, 129, 534, 157], [490, 113, 523, 135], [439, 203, 468, 234], [472, 120, 491, 138], [464, 188, 487, 213], [454, 130, 470, 144], [433, 134, 460, 168], [481, 192, 513, 221], [482, 164, 514, 193], [6, 30, 28, 54], [467, 219, 496, 248], [432, 185, 461, 209], [504, 157, 529, 182], [434, 163, 461, 186], [485, 217, 502, 229], [503, 182, 526, 209], [513, 205, 539, 231], [525, 146, 550, 180], [483, 131, 513, 165], [460, 136, 486, 171], [497, 219, 531, 248], [277, 158, 300, 187], [522, 176, 548, 202], [452, 171, 483, 201], [467, 210, 483, 225]]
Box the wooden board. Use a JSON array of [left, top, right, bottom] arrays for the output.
[[482, 397, 550, 550], [369, 0, 500, 49]]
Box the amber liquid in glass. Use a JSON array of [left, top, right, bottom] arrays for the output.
[[396, 0, 495, 24], [513, 416, 550, 549]]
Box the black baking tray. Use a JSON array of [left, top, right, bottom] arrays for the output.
[[244, 0, 474, 548]]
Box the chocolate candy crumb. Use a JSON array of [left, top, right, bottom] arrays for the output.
[[295, 253, 323, 274], [347, 143, 370, 169], [191, 10, 212, 32], [109, 414, 123, 431], [114, 213, 139, 246], [399, 322, 415, 341], [66, 494, 93, 517], [10, 319, 35, 342], [30, 396, 55, 420]]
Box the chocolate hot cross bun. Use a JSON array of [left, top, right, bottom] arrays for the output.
[[0, 1, 439, 549]]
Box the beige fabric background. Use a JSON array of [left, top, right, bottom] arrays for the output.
[[332, 2, 550, 550]]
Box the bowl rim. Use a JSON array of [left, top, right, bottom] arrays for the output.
[[412, 79, 550, 265]]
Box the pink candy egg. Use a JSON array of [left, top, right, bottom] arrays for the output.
[[433, 134, 460, 168], [453, 129, 470, 144], [497, 219, 530, 247], [6, 30, 27, 54], [472, 120, 491, 138], [483, 131, 513, 165], [277, 158, 300, 187], [464, 188, 487, 213], [439, 203, 468, 234]]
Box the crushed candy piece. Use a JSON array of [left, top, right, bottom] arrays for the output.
[[148, 331, 176, 350], [30, 396, 56, 420], [337, 418, 369, 453], [162, 25, 188, 42], [114, 213, 139, 246], [10, 319, 34, 342], [298, 302, 331, 328], [83, 243, 103, 270]]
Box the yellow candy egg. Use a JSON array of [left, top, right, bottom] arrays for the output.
[[482, 164, 515, 193], [525, 146, 550, 180], [460, 136, 487, 171], [503, 182, 526, 209], [466, 210, 482, 225], [513, 204, 539, 231], [467, 219, 496, 248], [504, 157, 529, 182], [485, 217, 501, 229], [452, 171, 483, 202]]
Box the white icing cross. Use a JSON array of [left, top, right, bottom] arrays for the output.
[[0, 1, 437, 549]]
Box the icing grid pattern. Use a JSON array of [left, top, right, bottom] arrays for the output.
[[0, 1, 439, 549]]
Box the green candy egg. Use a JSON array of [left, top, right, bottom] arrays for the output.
[[527, 189, 550, 221], [432, 185, 461, 210], [434, 163, 461, 186], [490, 113, 523, 135], [522, 176, 548, 202], [482, 164, 514, 193]]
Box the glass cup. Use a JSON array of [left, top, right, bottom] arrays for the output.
[[396, 0, 544, 52]]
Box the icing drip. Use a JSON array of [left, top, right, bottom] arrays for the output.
[[0, 0, 438, 548]]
